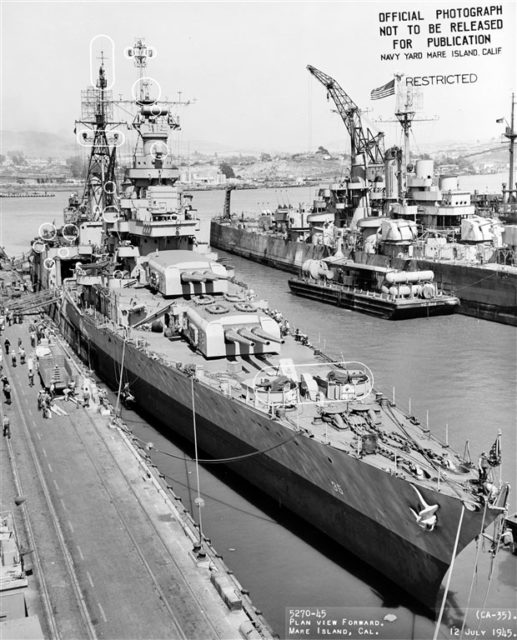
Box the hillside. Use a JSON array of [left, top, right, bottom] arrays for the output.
[[1, 130, 76, 158], [1, 129, 511, 177], [1, 131, 268, 158], [234, 154, 348, 182]]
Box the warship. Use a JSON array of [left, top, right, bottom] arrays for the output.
[[30, 40, 509, 611], [210, 67, 517, 325]]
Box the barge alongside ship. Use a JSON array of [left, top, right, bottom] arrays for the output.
[[288, 259, 459, 319], [30, 40, 510, 613]]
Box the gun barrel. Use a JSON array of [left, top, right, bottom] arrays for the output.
[[181, 271, 206, 283], [225, 329, 255, 347], [201, 270, 218, 282], [252, 327, 283, 344], [238, 328, 269, 345]]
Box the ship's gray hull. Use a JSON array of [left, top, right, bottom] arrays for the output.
[[56, 297, 498, 611]]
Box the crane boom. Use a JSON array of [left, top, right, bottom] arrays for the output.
[[307, 65, 385, 165]]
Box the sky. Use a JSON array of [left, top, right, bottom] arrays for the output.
[[1, 0, 515, 153]]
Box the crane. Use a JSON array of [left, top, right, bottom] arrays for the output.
[[307, 65, 385, 166]]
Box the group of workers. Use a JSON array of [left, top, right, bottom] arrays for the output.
[[0, 309, 23, 329], [37, 389, 56, 419], [265, 308, 293, 339], [1, 311, 79, 430], [265, 308, 312, 344], [3, 338, 28, 368], [1, 309, 134, 423]]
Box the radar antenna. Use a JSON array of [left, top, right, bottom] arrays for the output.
[[124, 37, 157, 103], [73, 52, 125, 222]]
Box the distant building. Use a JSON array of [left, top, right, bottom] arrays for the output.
[[179, 169, 226, 186], [438, 164, 460, 175]]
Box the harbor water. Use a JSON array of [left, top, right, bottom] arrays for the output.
[[1, 185, 515, 639], [0, 173, 509, 256]]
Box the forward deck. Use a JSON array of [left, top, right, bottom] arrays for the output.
[[82, 280, 486, 508]]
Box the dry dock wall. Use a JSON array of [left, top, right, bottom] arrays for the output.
[[414, 260, 517, 325]]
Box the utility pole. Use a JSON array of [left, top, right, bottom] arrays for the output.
[[502, 93, 516, 203]]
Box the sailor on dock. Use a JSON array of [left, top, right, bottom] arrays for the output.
[[19, 346, 26, 364], [68, 380, 77, 399], [2, 414, 11, 438], [98, 389, 111, 414], [43, 393, 52, 419], [82, 387, 91, 409], [4, 339, 10, 354], [3, 382, 11, 404]]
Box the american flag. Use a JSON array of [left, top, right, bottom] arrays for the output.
[[370, 79, 396, 100], [488, 434, 502, 467]]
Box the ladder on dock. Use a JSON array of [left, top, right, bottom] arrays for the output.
[[51, 364, 65, 386]]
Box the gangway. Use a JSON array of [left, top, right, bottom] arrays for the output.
[[0, 250, 31, 270], [4, 290, 62, 314]]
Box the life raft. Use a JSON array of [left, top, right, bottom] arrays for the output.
[[234, 302, 256, 312], [193, 295, 215, 305], [348, 372, 369, 384], [206, 303, 229, 314], [328, 370, 368, 385], [224, 293, 246, 303]]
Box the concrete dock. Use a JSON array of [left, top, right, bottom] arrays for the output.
[[0, 318, 274, 639]]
